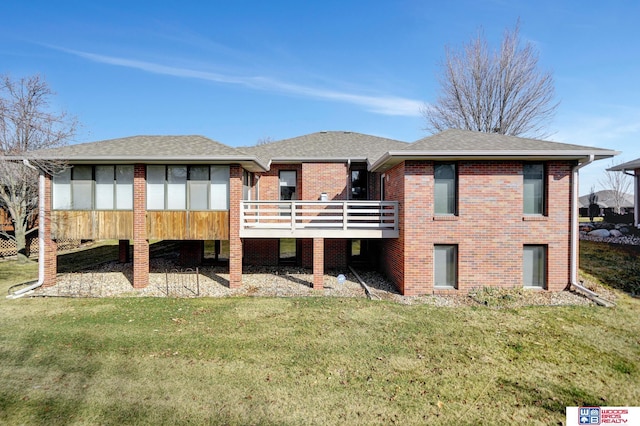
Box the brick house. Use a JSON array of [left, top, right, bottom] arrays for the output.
[[608, 158, 640, 228], [25, 129, 616, 295]]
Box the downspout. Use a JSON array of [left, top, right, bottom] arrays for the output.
[[569, 155, 613, 306], [6, 160, 45, 299]]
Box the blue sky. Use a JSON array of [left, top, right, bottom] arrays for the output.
[[2, 0, 639, 194]]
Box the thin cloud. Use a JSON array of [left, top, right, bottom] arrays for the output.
[[60, 48, 423, 117]]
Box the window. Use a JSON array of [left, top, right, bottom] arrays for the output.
[[188, 166, 210, 211], [95, 165, 115, 210], [242, 170, 253, 201], [279, 171, 297, 200], [146, 165, 230, 210], [434, 245, 457, 288], [167, 166, 187, 210], [523, 245, 546, 288], [52, 165, 134, 210], [71, 166, 93, 210], [94, 165, 134, 210], [52, 168, 71, 209], [351, 169, 367, 200], [211, 166, 230, 210], [524, 163, 545, 215], [115, 165, 134, 210], [434, 163, 457, 215]]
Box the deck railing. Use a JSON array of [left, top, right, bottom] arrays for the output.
[[240, 200, 398, 238]]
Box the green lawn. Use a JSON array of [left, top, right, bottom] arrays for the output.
[[0, 241, 638, 425]]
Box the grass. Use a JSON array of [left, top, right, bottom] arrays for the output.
[[0, 242, 638, 424], [580, 240, 640, 294]]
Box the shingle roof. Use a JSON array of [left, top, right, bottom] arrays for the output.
[[25, 135, 268, 171], [578, 190, 634, 208], [369, 129, 618, 171], [608, 157, 640, 172], [239, 131, 408, 165], [407, 129, 616, 153]]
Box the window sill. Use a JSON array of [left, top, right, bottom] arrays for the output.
[[433, 215, 458, 221], [523, 285, 545, 290], [522, 215, 548, 221]]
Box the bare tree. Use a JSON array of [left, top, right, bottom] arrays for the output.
[[423, 21, 558, 139], [0, 75, 76, 262], [599, 160, 633, 215], [256, 136, 274, 146]]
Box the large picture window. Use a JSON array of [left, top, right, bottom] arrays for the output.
[[146, 165, 230, 210], [52, 165, 133, 210], [434, 163, 457, 215], [524, 163, 545, 215]]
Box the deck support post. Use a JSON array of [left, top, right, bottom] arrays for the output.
[[313, 237, 324, 290]]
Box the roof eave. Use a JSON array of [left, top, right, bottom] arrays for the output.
[[267, 157, 369, 164], [22, 155, 270, 172], [369, 150, 619, 172]]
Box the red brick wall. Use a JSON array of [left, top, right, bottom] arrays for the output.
[[301, 163, 348, 200], [133, 164, 149, 288], [255, 164, 303, 201], [325, 239, 348, 270], [383, 160, 574, 295], [380, 163, 406, 293], [243, 239, 279, 266]]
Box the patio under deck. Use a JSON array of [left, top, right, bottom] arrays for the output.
[[239, 200, 399, 239]]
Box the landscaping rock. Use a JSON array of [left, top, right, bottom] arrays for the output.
[[588, 229, 611, 238]]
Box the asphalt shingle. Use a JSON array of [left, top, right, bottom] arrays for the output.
[[239, 131, 408, 164], [407, 129, 616, 153], [27, 135, 246, 159]]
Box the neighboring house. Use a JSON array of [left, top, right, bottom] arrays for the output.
[[578, 190, 634, 217], [608, 158, 640, 228], [24, 129, 616, 295]]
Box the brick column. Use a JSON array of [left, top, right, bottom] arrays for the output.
[[42, 173, 57, 287], [313, 237, 324, 290], [133, 164, 149, 288], [229, 165, 243, 288]]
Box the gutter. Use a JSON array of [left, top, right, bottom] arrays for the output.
[[569, 155, 615, 307], [6, 160, 45, 299]]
